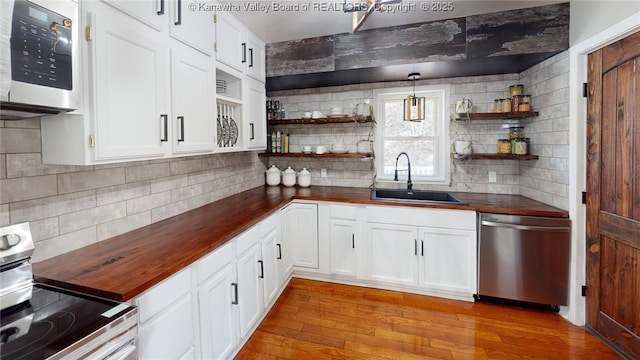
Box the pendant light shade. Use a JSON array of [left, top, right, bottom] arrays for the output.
[[403, 73, 425, 121]]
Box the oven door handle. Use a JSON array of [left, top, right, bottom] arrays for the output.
[[481, 220, 570, 232]]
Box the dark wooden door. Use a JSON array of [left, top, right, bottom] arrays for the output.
[[586, 30, 640, 359]]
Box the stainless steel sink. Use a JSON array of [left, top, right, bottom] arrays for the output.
[[370, 189, 466, 204]]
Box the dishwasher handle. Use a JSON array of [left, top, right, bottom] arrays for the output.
[[481, 220, 570, 232]]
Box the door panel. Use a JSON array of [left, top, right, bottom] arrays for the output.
[[586, 30, 640, 359], [90, 5, 168, 160]]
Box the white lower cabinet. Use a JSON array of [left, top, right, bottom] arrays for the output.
[[195, 213, 285, 359], [366, 223, 419, 287], [197, 242, 239, 360], [418, 227, 476, 295], [282, 203, 319, 269], [329, 219, 358, 277], [260, 212, 285, 305], [364, 206, 477, 300], [134, 268, 195, 360], [235, 227, 265, 338], [135, 202, 477, 360]]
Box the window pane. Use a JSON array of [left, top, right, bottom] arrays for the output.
[[382, 139, 436, 177], [384, 100, 435, 137]]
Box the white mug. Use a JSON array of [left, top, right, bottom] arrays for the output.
[[303, 112, 312, 118], [303, 145, 312, 153], [316, 145, 326, 154]]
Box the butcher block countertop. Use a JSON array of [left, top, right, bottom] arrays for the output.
[[33, 185, 568, 302]]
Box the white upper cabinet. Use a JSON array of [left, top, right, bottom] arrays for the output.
[[244, 77, 267, 149], [245, 31, 265, 81], [41, 0, 219, 165], [215, 12, 244, 72], [215, 11, 265, 82], [101, 0, 214, 54], [90, 1, 169, 161], [101, 0, 167, 31], [169, 0, 215, 55], [170, 45, 216, 154]]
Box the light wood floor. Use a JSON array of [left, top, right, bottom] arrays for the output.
[[235, 278, 622, 359]]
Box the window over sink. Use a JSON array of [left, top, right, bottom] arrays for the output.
[[373, 84, 450, 184]]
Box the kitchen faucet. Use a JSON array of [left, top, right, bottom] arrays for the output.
[[394, 152, 412, 190]]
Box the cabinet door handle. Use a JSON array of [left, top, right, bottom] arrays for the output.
[[160, 114, 168, 142], [241, 43, 247, 63], [174, 0, 182, 25], [249, 123, 255, 140], [421, 240, 424, 256], [157, 0, 164, 15], [258, 260, 264, 279], [177, 116, 185, 142], [414, 239, 417, 256], [352, 234, 355, 249], [249, 48, 254, 67], [231, 282, 238, 305], [276, 244, 282, 259]]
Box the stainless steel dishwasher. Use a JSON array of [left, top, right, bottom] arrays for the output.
[[477, 213, 571, 306]]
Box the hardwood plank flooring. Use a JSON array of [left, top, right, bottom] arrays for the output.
[[236, 278, 623, 359]]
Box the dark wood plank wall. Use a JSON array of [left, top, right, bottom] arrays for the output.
[[466, 3, 569, 58], [333, 18, 466, 71], [265, 3, 569, 86]]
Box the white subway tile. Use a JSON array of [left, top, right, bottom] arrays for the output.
[[31, 227, 97, 263], [97, 211, 151, 241], [57, 168, 126, 194], [60, 202, 127, 234], [0, 175, 57, 204]]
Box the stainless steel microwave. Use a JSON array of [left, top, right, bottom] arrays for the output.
[[0, 0, 80, 119]]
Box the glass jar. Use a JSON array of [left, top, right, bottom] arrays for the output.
[[501, 98, 512, 113], [508, 126, 524, 140], [509, 84, 524, 97], [494, 99, 502, 113], [514, 138, 527, 155], [497, 139, 511, 154], [512, 95, 524, 112], [519, 95, 531, 111]]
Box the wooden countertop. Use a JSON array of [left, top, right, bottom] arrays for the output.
[[33, 185, 568, 302]]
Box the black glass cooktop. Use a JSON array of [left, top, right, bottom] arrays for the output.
[[0, 284, 133, 360]]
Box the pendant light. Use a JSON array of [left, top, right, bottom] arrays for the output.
[[403, 72, 425, 122]]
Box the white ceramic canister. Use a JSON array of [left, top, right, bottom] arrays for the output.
[[297, 168, 311, 187], [282, 166, 296, 187], [265, 165, 281, 186]]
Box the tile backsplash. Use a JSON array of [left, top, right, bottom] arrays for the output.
[[266, 50, 570, 209], [0, 120, 264, 262]]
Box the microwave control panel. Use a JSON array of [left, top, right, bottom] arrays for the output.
[[10, 0, 73, 90]]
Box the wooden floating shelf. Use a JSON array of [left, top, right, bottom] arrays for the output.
[[259, 152, 373, 159], [455, 111, 539, 120], [268, 115, 373, 125], [452, 153, 539, 160]]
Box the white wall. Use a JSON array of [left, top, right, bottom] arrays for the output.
[[570, 0, 640, 45]]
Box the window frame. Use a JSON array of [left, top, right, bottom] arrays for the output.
[[372, 84, 451, 185]]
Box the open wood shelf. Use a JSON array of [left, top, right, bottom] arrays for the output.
[[259, 152, 373, 159], [268, 115, 373, 125], [452, 153, 539, 160], [455, 111, 538, 121]]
